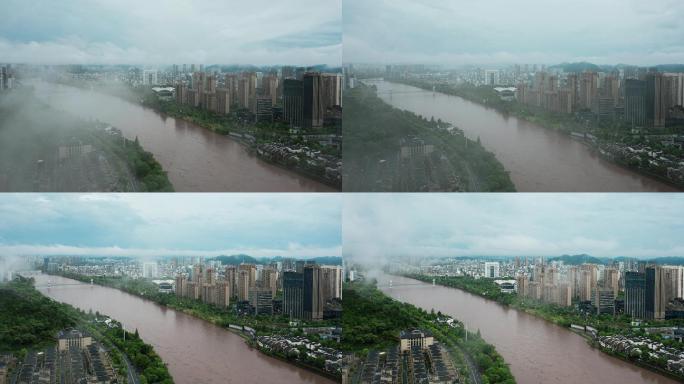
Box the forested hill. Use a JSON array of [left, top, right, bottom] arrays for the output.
[[0, 278, 76, 351]]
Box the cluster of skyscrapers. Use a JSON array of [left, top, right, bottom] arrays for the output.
[[283, 263, 343, 321], [171, 66, 342, 128], [515, 68, 684, 128], [625, 265, 684, 320], [174, 261, 342, 321], [515, 259, 684, 319]]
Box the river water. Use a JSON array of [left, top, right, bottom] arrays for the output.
[[34, 274, 335, 384], [368, 80, 678, 192], [378, 274, 678, 384], [31, 81, 334, 192]]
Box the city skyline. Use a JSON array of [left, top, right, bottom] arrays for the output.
[[343, 193, 684, 261], [0, 194, 342, 258], [344, 0, 684, 66], [0, 0, 342, 65]]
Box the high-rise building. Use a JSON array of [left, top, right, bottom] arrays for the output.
[[565, 74, 579, 111], [321, 73, 343, 110], [225, 266, 237, 299], [238, 264, 256, 287], [646, 266, 667, 320], [624, 79, 647, 127], [214, 281, 231, 308], [283, 271, 304, 320], [578, 265, 597, 302], [484, 262, 500, 278], [597, 97, 616, 123], [283, 79, 304, 127], [249, 288, 273, 316], [662, 266, 684, 303], [603, 268, 620, 297], [625, 271, 646, 319], [579, 71, 598, 111], [193, 265, 203, 283], [262, 268, 279, 297], [237, 77, 250, 110], [262, 74, 279, 105], [664, 73, 684, 107], [175, 275, 186, 298], [516, 275, 528, 297], [205, 75, 217, 94], [320, 265, 343, 302], [216, 88, 231, 115], [593, 287, 615, 315], [192, 72, 205, 92], [237, 72, 257, 113], [175, 84, 187, 105], [143, 262, 158, 278], [654, 73, 670, 127], [224, 74, 239, 106], [142, 69, 158, 85], [303, 72, 324, 129], [484, 69, 500, 86], [237, 270, 250, 302], [303, 265, 324, 321], [601, 75, 620, 106], [256, 96, 273, 123]]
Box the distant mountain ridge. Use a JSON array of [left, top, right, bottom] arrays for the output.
[[208, 254, 342, 266], [549, 62, 602, 73]]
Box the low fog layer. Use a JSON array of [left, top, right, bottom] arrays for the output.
[[0, 255, 30, 281], [0, 76, 146, 191]]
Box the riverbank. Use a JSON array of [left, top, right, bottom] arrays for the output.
[[342, 281, 515, 384], [0, 277, 173, 384], [406, 274, 684, 381], [386, 77, 684, 191], [48, 271, 342, 381]]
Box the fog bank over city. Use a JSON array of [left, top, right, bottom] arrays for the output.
[[343, 0, 684, 65], [0, 0, 341, 65], [0, 193, 342, 258], [342, 194, 684, 263]]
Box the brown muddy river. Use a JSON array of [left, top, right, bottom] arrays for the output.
[[35, 274, 335, 384], [369, 80, 678, 192]]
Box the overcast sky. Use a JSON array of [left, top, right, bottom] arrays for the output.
[[0, 0, 341, 65], [343, 0, 684, 66], [0, 194, 341, 258], [343, 194, 684, 263]]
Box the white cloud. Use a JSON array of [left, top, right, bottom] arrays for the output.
[[0, 244, 341, 259], [0, 0, 341, 65], [343, 0, 684, 65], [342, 194, 684, 263]]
